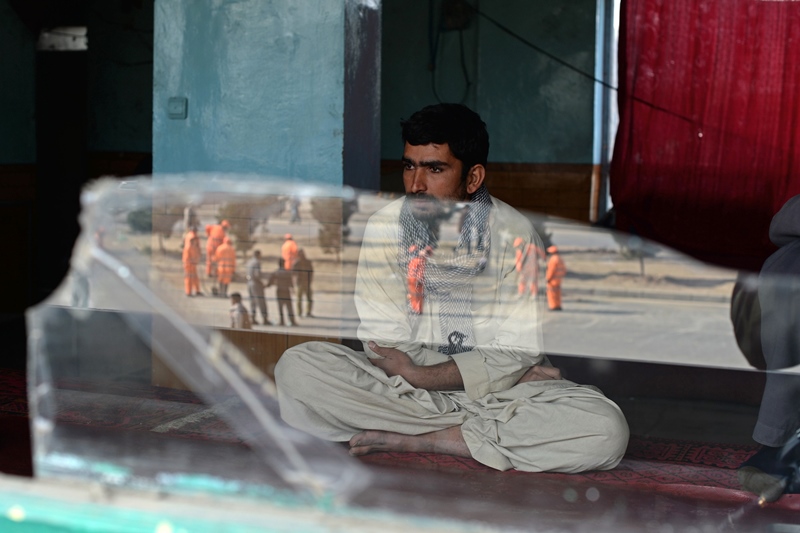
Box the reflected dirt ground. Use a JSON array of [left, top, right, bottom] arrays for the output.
[[54, 183, 746, 370]]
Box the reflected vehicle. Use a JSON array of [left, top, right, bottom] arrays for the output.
[[15, 177, 799, 532]]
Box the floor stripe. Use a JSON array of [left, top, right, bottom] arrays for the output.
[[151, 397, 239, 433]]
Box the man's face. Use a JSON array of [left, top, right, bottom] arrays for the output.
[[402, 142, 467, 220]]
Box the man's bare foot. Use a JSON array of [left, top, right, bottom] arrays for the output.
[[349, 426, 471, 457]]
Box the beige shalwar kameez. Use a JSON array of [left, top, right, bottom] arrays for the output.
[[275, 196, 629, 473]]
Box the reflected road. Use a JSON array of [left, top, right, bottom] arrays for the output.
[[542, 295, 747, 369]]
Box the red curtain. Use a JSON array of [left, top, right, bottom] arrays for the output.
[[611, 0, 800, 271]]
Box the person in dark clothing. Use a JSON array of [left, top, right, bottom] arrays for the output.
[[289, 196, 302, 224], [735, 194, 800, 502], [246, 250, 271, 325], [268, 258, 297, 326], [293, 248, 314, 317]]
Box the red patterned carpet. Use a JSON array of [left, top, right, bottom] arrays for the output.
[[357, 438, 757, 491], [1, 367, 799, 513]]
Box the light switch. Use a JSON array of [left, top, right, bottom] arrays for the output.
[[167, 97, 188, 120]]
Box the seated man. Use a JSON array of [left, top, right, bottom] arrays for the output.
[[275, 103, 629, 473], [737, 194, 800, 500]]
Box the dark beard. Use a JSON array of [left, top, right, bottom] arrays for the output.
[[407, 193, 458, 223], [406, 195, 452, 248]]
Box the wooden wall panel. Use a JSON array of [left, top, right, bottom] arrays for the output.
[[151, 354, 191, 391], [380, 159, 405, 194], [87, 151, 150, 179], [152, 332, 766, 405], [0, 164, 36, 202], [485, 163, 593, 222], [152, 328, 341, 390]]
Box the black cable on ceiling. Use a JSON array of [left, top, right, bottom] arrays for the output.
[[469, 3, 695, 125], [429, 0, 473, 105]]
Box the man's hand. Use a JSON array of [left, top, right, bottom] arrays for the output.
[[515, 365, 562, 385], [367, 341, 417, 380], [366, 341, 464, 391]]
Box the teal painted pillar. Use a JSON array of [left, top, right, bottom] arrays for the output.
[[153, 0, 380, 189]]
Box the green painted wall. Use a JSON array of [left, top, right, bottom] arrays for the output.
[[2, 0, 595, 170], [381, 0, 597, 164], [0, 0, 36, 164], [152, 0, 347, 185]]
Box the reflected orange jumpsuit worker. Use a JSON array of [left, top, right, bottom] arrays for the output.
[[407, 245, 431, 314], [182, 230, 202, 297], [514, 237, 544, 297], [545, 245, 566, 311], [214, 236, 236, 298], [281, 233, 299, 270], [205, 220, 229, 277]]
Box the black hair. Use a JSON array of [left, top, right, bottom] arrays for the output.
[[230, 292, 242, 300], [401, 103, 489, 172]]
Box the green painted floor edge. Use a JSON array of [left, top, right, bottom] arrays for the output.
[[0, 476, 501, 533]]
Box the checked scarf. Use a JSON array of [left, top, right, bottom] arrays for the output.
[[398, 185, 492, 355]]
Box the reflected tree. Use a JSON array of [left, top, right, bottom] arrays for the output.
[[218, 197, 284, 260], [613, 233, 659, 277], [532, 221, 553, 250], [310, 198, 347, 261], [127, 204, 184, 254]]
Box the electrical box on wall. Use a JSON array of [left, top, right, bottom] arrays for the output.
[[167, 97, 188, 120]]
